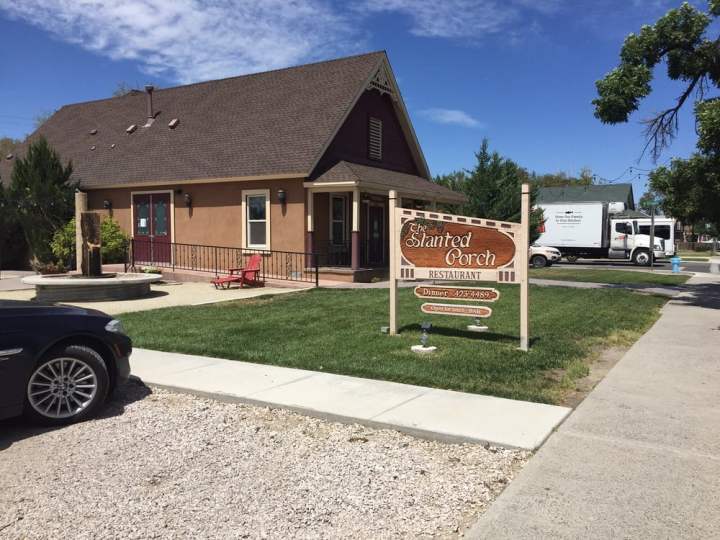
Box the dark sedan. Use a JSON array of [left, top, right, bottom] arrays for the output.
[[0, 300, 131, 425]]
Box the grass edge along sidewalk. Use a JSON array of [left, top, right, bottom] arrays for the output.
[[529, 268, 689, 287], [119, 285, 667, 405]]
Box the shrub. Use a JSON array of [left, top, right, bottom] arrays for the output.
[[100, 217, 130, 263], [50, 218, 75, 267], [31, 260, 66, 274], [51, 217, 130, 266]]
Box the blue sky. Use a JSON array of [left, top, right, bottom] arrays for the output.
[[0, 0, 707, 199]]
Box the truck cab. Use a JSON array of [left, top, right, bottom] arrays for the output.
[[608, 219, 664, 265]]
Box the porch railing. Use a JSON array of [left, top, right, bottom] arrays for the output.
[[130, 239, 318, 286], [315, 242, 351, 267], [311, 242, 388, 268]]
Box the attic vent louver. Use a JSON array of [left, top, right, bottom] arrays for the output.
[[90, 129, 98, 135], [168, 118, 179, 129], [368, 117, 382, 161], [126, 124, 137, 134]]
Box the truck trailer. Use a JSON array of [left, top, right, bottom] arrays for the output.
[[536, 202, 666, 265]]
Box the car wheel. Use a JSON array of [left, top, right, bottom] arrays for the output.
[[24, 344, 110, 426], [531, 255, 548, 268], [632, 249, 650, 266], [566, 255, 579, 263]]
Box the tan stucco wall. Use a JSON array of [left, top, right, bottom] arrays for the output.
[[86, 179, 306, 252]]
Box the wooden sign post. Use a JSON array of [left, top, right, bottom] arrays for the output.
[[519, 183, 530, 351], [388, 184, 531, 351], [389, 190, 399, 335]]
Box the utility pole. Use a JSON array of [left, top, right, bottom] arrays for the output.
[[650, 204, 655, 271]]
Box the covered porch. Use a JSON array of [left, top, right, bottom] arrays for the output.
[[304, 161, 466, 282]]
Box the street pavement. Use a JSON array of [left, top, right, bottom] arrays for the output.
[[555, 258, 713, 274], [468, 275, 720, 539]]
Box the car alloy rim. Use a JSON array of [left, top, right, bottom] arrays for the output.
[[27, 357, 98, 419]]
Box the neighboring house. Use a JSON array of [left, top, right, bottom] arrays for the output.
[[537, 184, 636, 210], [0, 51, 464, 281]]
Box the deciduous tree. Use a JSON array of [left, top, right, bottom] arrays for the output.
[[593, 1, 720, 229]]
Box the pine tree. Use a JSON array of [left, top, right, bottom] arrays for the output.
[[7, 137, 78, 263]]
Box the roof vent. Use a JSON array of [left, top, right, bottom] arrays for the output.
[[368, 117, 383, 161], [126, 124, 137, 134], [5, 153, 13, 160], [110, 143, 116, 149], [90, 128, 98, 135], [90, 145, 96, 151], [168, 118, 179, 129]]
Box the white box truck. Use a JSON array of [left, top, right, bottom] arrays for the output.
[[536, 202, 666, 265], [635, 217, 677, 257]]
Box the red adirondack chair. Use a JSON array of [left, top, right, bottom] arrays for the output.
[[212, 253, 263, 289]]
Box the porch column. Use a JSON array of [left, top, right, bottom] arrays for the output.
[[351, 188, 360, 270], [306, 189, 314, 266], [75, 190, 87, 272]]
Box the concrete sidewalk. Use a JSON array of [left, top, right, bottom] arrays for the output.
[[0, 281, 301, 314], [129, 348, 570, 450], [468, 275, 720, 538]]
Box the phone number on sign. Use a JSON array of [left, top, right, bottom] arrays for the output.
[[414, 287, 499, 301]]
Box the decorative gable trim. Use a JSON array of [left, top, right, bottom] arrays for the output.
[[367, 64, 397, 101]]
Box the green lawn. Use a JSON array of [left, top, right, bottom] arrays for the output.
[[677, 250, 711, 261], [530, 268, 689, 287], [120, 285, 666, 404]]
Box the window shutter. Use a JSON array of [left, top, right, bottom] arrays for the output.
[[368, 117, 382, 160]]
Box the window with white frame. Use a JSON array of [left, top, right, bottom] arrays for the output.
[[243, 189, 270, 250], [331, 194, 347, 245]]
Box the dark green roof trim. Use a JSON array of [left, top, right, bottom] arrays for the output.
[[614, 209, 650, 219], [536, 184, 635, 209]]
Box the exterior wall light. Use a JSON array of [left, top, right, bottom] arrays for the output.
[[103, 199, 112, 210], [277, 189, 287, 205], [184, 193, 192, 208]]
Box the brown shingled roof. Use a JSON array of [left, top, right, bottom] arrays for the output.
[[313, 161, 467, 204], [0, 52, 389, 188]]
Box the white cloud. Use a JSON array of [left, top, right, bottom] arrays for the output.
[[356, 0, 559, 39], [419, 108, 483, 128], [0, 0, 358, 84]]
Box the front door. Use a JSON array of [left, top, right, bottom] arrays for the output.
[[133, 193, 171, 264], [610, 221, 632, 254], [367, 204, 385, 266]]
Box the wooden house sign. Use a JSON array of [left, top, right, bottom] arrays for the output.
[[395, 211, 522, 283], [414, 285, 500, 302], [420, 303, 492, 318], [387, 185, 531, 351]]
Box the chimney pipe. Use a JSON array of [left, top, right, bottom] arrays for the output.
[[144, 85, 154, 119]]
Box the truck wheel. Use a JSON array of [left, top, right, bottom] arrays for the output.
[[531, 255, 548, 268], [565, 255, 579, 263], [632, 249, 650, 266]]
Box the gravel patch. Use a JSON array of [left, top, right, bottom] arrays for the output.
[[0, 381, 529, 539]]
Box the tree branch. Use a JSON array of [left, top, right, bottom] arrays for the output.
[[641, 74, 703, 161]]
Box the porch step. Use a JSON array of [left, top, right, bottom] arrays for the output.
[[318, 267, 387, 283]]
